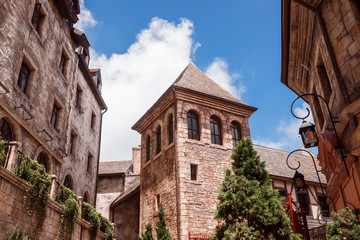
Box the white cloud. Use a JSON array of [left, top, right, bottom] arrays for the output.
[[89, 17, 246, 161], [74, 0, 97, 31], [205, 58, 245, 99], [253, 103, 314, 151]]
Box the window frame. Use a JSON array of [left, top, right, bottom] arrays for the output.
[[168, 114, 173, 144], [190, 164, 197, 181], [187, 111, 200, 140], [146, 135, 151, 162], [231, 121, 241, 146], [210, 116, 222, 145], [17, 62, 30, 94], [156, 126, 161, 154], [31, 3, 45, 34], [50, 103, 60, 129], [297, 191, 310, 216]]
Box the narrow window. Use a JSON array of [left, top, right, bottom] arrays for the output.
[[187, 111, 199, 140], [0, 118, 14, 141], [36, 152, 48, 172], [156, 194, 161, 210], [90, 112, 96, 129], [146, 135, 151, 162], [317, 194, 330, 218], [168, 114, 173, 144], [190, 164, 197, 181], [156, 126, 161, 154], [210, 116, 222, 145], [75, 86, 82, 108], [83, 192, 90, 203], [87, 153, 93, 173], [31, 3, 44, 32], [231, 121, 241, 146], [50, 103, 59, 128], [59, 53, 67, 74], [64, 175, 74, 190], [17, 63, 30, 93], [69, 132, 75, 155], [297, 192, 310, 215], [316, 54, 332, 102]]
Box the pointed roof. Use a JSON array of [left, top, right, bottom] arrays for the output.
[[172, 63, 246, 105]]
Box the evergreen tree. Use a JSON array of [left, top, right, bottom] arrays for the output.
[[138, 223, 155, 240], [155, 204, 172, 240], [211, 138, 301, 240], [326, 207, 360, 240]]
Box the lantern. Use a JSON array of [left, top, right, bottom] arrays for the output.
[[293, 170, 306, 191], [299, 121, 318, 148]]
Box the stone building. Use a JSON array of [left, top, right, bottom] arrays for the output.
[[0, 0, 106, 206], [281, 0, 360, 211], [124, 63, 329, 240]]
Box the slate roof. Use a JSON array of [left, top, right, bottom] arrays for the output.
[[111, 176, 140, 207], [173, 63, 248, 105], [254, 145, 326, 183], [98, 161, 133, 175]]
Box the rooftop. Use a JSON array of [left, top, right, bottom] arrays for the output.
[[98, 161, 133, 175]]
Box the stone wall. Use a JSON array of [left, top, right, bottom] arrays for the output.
[[0, 167, 106, 240], [0, 0, 104, 206]]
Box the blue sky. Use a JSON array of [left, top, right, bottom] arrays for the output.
[[76, 0, 312, 161]]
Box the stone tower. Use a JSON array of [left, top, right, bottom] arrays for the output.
[[132, 63, 257, 239]]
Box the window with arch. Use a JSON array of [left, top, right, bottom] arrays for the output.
[[64, 175, 74, 190], [37, 152, 48, 172], [168, 114, 173, 144], [231, 121, 241, 146], [156, 126, 161, 154], [83, 191, 90, 203], [146, 135, 151, 162], [210, 116, 222, 145], [0, 118, 14, 141], [187, 111, 199, 140]]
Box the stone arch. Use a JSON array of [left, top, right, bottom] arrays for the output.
[[83, 191, 90, 203], [0, 115, 22, 144], [62, 171, 75, 191], [34, 145, 53, 174]]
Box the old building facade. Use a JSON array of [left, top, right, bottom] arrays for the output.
[[127, 64, 330, 240], [281, 0, 360, 211], [0, 0, 106, 207]]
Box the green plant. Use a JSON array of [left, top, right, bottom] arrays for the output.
[[138, 223, 155, 240], [82, 202, 100, 240], [155, 204, 172, 240], [3, 225, 23, 240], [0, 139, 7, 167], [211, 138, 301, 240], [55, 184, 79, 240], [14, 153, 52, 235], [326, 207, 360, 240], [100, 215, 114, 240]]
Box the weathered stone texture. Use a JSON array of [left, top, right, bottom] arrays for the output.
[[0, 168, 106, 239], [0, 0, 105, 206]]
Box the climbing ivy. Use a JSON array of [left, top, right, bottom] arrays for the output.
[[14, 153, 52, 235], [82, 202, 100, 240], [100, 214, 114, 240], [55, 184, 80, 240], [0, 139, 7, 167], [2, 225, 23, 240]]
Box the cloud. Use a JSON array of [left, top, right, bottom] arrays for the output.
[[205, 58, 245, 99], [74, 0, 97, 31], [89, 17, 246, 161], [253, 103, 314, 151]]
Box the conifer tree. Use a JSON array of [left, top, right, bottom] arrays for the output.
[[155, 204, 172, 240], [326, 207, 360, 240], [211, 138, 301, 240], [138, 223, 155, 240]]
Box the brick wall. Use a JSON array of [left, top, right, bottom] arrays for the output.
[[0, 168, 106, 239]]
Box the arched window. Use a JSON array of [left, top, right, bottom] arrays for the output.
[[64, 175, 74, 190], [156, 126, 161, 154], [37, 152, 48, 172], [146, 135, 151, 162], [210, 116, 222, 145], [168, 114, 173, 144], [83, 191, 90, 203], [231, 121, 241, 146], [0, 118, 13, 141], [187, 111, 199, 140]]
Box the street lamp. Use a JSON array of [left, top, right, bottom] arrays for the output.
[[293, 170, 306, 191], [290, 93, 349, 176]]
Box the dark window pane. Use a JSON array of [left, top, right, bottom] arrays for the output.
[[187, 111, 200, 140], [31, 4, 42, 31], [191, 165, 197, 180], [87, 154, 93, 173], [64, 175, 73, 190], [168, 115, 173, 144], [210, 116, 222, 145], [59, 53, 66, 74], [156, 126, 161, 154], [51, 104, 59, 128], [146, 135, 151, 162], [69, 133, 74, 154], [297, 192, 310, 215], [18, 63, 29, 93], [37, 152, 48, 172], [0, 118, 13, 141], [318, 194, 330, 217], [231, 121, 241, 146]]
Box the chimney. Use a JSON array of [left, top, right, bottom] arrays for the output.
[[132, 146, 141, 174]]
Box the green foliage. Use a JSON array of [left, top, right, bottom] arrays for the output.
[[55, 184, 79, 240], [211, 138, 301, 240], [3, 226, 23, 240], [155, 204, 172, 240], [138, 223, 155, 240], [82, 202, 100, 240], [14, 153, 52, 234], [100, 215, 114, 240], [326, 207, 360, 240], [0, 139, 7, 167]]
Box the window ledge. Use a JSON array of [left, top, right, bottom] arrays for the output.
[[143, 159, 151, 169], [185, 139, 205, 146], [165, 142, 174, 151], [185, 179, 203, 185], [153, 152, 162, 161], [209, 144, 228, 151]]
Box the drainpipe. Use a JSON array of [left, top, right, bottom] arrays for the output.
[[94, 107, 107, 207]]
